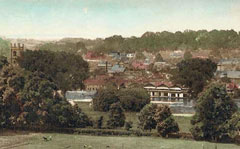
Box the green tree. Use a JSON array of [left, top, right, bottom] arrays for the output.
[[118, 88, 150, 112], [0, 66, 92, 128], [154, 104, 179, 137], [0, 56, 8, 69], [138, 104, 157, 131], [107, 102, 125, 128], [190, 83, 238, 141], [17, 50, 89, 92], [171, 58, 217, 98], [93, 87, 119, 112], [0, 38, 10, 57]]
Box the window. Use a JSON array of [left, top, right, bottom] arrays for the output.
[[13, 51, 17, 56]]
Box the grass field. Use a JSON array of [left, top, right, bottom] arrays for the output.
[[77, 102, 192, 133], [3, 132, 238, 149]]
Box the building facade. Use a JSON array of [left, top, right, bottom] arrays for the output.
[[144, 83, 188, 105]]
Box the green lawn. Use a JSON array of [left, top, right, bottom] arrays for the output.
[[78, 103, 192, 133], [17, 133, 240, 149]]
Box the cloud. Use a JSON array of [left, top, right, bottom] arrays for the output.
[[83, 7, 88, 14]]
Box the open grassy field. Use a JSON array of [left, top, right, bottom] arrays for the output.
[[2, 132, 239, 149], [77, 102, 192, 133]]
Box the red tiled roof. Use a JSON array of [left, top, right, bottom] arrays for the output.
[[84, 78, 106, 86], [85, 51, 105, 60], [226, 82, 238, 90]]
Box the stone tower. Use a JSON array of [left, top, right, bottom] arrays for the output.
[[10, 43, 24, 64]]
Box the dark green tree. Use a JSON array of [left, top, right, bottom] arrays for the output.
[[118, 88, 150, 112], [107, 102, 125, 128], [17, 50, 89, 92], [138, 104, 157, 131], [93, 87, 119, 112], [154, 104, 179, 137], [171, 58, 217, 98], [0, 56, 8, 70], [190, 83, 238, 141], [0, 66, 92, 128]]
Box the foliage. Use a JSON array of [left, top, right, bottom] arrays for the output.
[[0, 56, 8, 69], [0, 66, 92, 128], [90, 30, 240, 54], [138, 104, 157, 131], [117, 88, 150, 112], [171, 58, 217, 98], [17, 50, 89, 92], [95, 116, 104, 129], [0, 38, 10, 57], [154, 104, 179, 137], [107, 102, 125, 128], [190, 83, 238, 141], [93, 87, 119, 112], [124, 121, 133, 131]]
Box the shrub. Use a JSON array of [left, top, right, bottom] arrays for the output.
[[107, 102, 125, 128], [124, 121, 133, 131], [138, 104, 157, 131]]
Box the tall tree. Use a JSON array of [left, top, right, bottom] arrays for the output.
[[171, 58, 217, 98], [0, 66, 92, 128], [190, 83, 238, 141], [17, 50, 89, 92]]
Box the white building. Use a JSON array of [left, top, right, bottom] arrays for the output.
[[144, 83, 188, 105]]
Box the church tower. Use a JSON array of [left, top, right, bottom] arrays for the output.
[[10, 43, 24, 64]]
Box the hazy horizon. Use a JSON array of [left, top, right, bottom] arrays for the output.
[[1, 0, 240, 40]]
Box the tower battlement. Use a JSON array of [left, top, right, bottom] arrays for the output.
[[10, 43, 24, 64]]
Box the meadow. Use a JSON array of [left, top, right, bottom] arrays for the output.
[[77, 102, 192, 133], [2, 132, 239, 149]]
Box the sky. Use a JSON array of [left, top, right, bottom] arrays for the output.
[[0, 0, 240, 39]]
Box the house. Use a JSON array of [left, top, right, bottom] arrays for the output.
[[97, 61, 112, 70], [65, 90, 96, 103], [132, 61, 148, 70], [108, 64, 125, 73], [84, 51, 105, 62], [217, 58, 240, 71], [218, 71, 240, 81], [153, 62, 170, 71], [144, 82, 188, 105], [170, 50, 184, 58], [226, 82, 239, 94], [126, 53, 135, 58], [84, 78, 105, 91]]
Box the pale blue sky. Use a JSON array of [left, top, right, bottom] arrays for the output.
[[0, 0, 240, 39]]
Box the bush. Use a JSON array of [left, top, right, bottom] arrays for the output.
[[138, 104, 157, 131], [124, 121, 133, 131], [154, 104, 179, 137], [107, 102, 125, 128], [93, 87, 119, 112], [190, 83, 238, 141], [118, 88, 150, 112]]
